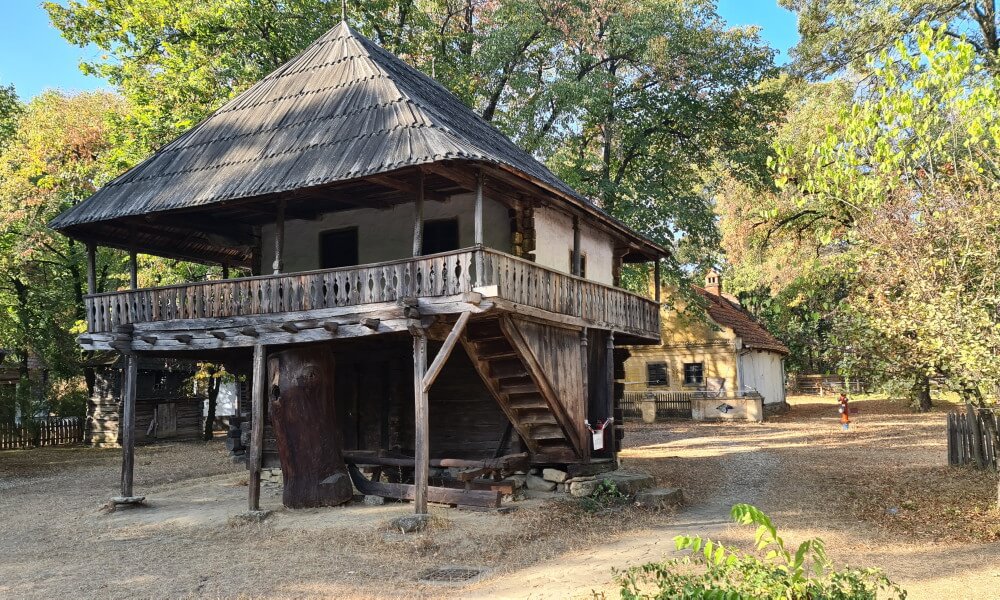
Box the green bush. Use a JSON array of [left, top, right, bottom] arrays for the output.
[[579, 479, 631, 513], [613, 504, 906, 599]]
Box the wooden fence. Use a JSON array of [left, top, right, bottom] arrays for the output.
[[0, 417, 84, 450], [620, 391, 693, 419], [787, 374, 867, 395], [947, 408, 998, 471]]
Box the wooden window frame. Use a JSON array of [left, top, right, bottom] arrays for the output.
[[683, 362, 704, 387], [646, 362, 668, 387]]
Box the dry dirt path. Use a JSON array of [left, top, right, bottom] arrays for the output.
[[468, 397, 1000, 599]]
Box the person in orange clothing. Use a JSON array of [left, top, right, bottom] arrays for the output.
[[837, 392, 850, 430]]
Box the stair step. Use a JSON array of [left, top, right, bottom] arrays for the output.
[[517, 411, 558, 425], [508, 395, 548, 409], [489, 359, 527, 379], [528, 425, 566, 440], [501, 383, 538, 395], [479, 349, 519, 360], [465, 320, 505, 341]]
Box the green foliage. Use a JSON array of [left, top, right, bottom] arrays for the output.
[[613, 504, 906, 599], [781, 0, 1000, 78], [0, 84, 23, 149], [579, 479, 631, 513]]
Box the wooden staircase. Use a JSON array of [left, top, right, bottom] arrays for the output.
[[460, 316, 582, 460]]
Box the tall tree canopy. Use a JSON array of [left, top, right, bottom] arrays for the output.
[[781, 0, 1000, 78], [47, 0, 784, 274]]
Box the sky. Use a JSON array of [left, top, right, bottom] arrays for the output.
[[0, 1, 799, 101]]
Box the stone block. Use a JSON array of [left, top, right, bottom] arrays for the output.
[[569, 471, 655, 497], [526, 474, 556, 492], [542, 468, 568, 483], [634, 487, 684, 509], [363, 495, 385, 505], [505, 474, 527, 489], [389, 513, 430, 533]]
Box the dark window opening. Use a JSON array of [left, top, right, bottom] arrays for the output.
[[569, 250, 587, 278], [422, 218, 459, 255], [683, 363, 704, 386], [320, 227, 359, 269], [646, 362, 668, 386]]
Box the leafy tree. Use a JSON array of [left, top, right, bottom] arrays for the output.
[[0, 91, 128, 415], [0, 84, 23, 148], [771, 25, 1000, 408], [47, 0, 785, 276], [782, 0, 1000, 78]]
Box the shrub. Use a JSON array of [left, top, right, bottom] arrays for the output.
[[579, 479, 631, 513], [612, 504, 906, 599]]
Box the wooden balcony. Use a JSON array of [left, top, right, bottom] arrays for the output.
[[80, 247, 659, 350]]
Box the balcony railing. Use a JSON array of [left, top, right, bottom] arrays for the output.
[[83, 247, 659, 338]]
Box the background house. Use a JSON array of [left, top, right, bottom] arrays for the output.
[[624, 270, 789, 416]]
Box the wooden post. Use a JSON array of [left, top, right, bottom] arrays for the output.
[[412, 329, 429, 514], [474, 169, 484, 279], [653, 259, 661, 303], [272, 199, 286, 275], [120, 353, 137, 498], [222, 264, 230, 280], [572, 216, 582, 276], [607, 332, 616, 462], [128, 250, 138, 290], [248, 344, 266, 511], [86, 242, 97, 295], [413, 170, 425, 256]]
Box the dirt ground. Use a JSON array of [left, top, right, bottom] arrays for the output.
[[2, 396, 998, 599]]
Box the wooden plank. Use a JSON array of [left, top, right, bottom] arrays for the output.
[[412, 330, 429, 514], [120, 354, 138, 497], [248, 344, 266, 511], [422, 311, 471, 393], [343, 451, 529, 471], [347, 464, 500, 508]]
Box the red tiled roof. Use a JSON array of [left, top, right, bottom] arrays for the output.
[[694, 287, 789, 355]]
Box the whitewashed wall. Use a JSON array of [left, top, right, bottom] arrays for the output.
[[261, 193, 511, 273], [531, 207, 614, 285], [738, 350, 786, 405]]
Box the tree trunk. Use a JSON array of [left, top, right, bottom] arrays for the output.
[[203, 377, 220, 441], [914, 375, 932, 412], [267, 346, 352, 509]]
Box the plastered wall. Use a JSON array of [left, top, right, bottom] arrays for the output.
[[260, 193, 511, 273], [530, 206, 614, 285]]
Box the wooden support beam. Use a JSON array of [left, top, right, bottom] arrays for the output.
[[120, 354, 138, 498], [280, 322, 300, 333], [272, 199, 286, 275], [654, 259, 661, 303], [474, 169, 485, 279], [572, 216, 582, 277], [363, 317, 380, 330], [347, 464, 500, 508], [368, 173, 447, 202], [86, 242, 97, 295], [209, 330, 227, 340], [412, 171, 424, 256], [174, 334, 193, 344], [239, 326, 259, 337], [422, 311, 471, 393], [248, 344, 266, 511], [128, 250, 138, 290], [607, 331, 616, 462], [139, 335, 157, 345], [322, 321, 340, 333], [412, 329, 429, 514]]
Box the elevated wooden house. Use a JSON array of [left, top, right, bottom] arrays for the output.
[[51, 22, 666, 513]]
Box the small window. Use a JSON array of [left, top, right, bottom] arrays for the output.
[[683, 363, 704, 386], [422, 218, 459, 255], [320, 227, 359, 269], [646, 362, 668, 386], [568, 250, 587, 278], [152, 371, 168, 391]]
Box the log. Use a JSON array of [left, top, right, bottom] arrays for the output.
[[348, 464, 500, 508], [343, 450, 529, 471], [267, 346, 352, 508]]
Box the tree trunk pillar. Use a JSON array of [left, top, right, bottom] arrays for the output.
[[119, 354, 137, 498], [412, 329, 429, 514], [248, 344, 266, 511], [267, 345, 352, 508]]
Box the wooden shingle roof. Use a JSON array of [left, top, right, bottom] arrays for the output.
[[696, 287, 790, 355], [51, 22, 665, 262]]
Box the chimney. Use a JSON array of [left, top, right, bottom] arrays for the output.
[[704, 269, 722, 296]]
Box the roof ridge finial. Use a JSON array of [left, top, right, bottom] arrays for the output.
[[341, 0, 348, 23]]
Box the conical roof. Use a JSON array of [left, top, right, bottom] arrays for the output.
[[51, 22, 596, 230]]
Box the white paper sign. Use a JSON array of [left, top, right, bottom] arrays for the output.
[[592, 430, 604, 450]]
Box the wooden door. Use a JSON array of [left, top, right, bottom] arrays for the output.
[[155, 403, 178, 437]]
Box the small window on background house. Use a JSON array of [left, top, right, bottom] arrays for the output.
[[568, 250, 587, 278], [646, 362, 668, 386], [422, 218, 460, 255], [683, 363, 704, 386], [320, 227, 359, 269]]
